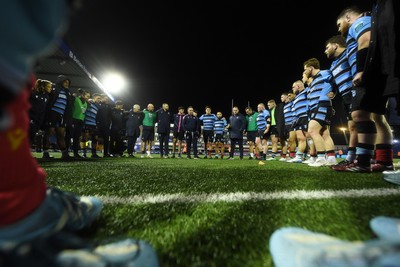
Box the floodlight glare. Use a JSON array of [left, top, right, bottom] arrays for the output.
[[102, 72, 127, 95]]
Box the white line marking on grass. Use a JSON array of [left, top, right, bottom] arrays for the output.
[[97, 188, 400, 205]]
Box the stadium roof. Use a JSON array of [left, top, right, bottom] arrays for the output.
[[33, 40, 113, 99]]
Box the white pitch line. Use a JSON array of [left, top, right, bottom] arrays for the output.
[[96, 188, 400, 205]]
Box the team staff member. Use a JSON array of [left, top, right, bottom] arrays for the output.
[[28, 79, 52, 152], [125, 104, 144, 158], [156, 103, 173, 158], [183, 106, 200, 159], [226, 106, 246, 160], [96, 94, 112, 157], [141, 103, 156, 158], [245, 106, 258, 160], [109, 100, 126, 157], [71, 88, 90, 158], [172, 106, 185, 158]]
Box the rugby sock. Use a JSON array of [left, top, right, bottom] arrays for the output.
[[375, 144, 393, 166]]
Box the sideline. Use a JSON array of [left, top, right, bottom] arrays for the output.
[[97, 188, 400, 205]]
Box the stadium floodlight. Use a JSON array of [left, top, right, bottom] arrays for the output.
[[91, 75, 114, 101], [101, 72, 128, 96], [339, 127, 348, 144]]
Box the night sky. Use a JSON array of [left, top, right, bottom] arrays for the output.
[[64, 0, 373, 138]]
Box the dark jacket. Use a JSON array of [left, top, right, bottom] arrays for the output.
[[29, 91, 49, 128], [366, 0, 400, 96], [274, 103, 285, 137], [227, 112, 246, 139], [156, 108, 173, 134], [126, 110, 144, 136], [110, 108, 126, 133], [173, 113, 185, 133], [183, 114, 200, 133], [96, 102, 112, 130]]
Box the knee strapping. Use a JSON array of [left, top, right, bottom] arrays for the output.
[[355, 121, 377, 134]]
